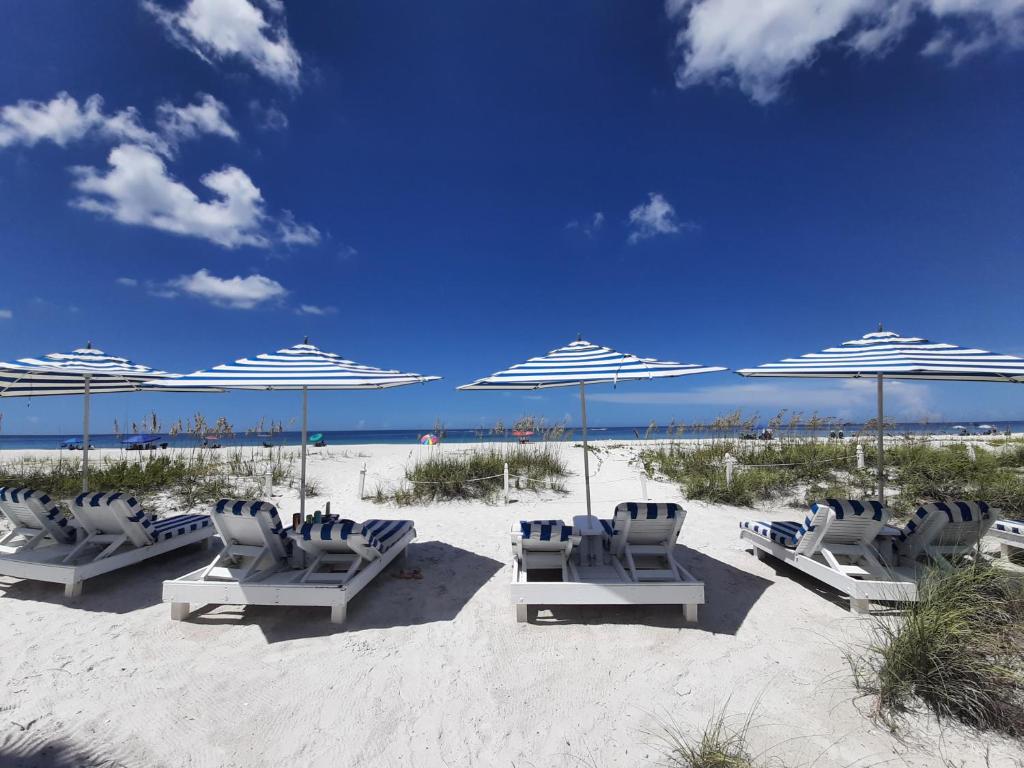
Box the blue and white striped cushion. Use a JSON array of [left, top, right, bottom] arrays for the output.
[[296, 518, 413, 553], [73, 491, 154, 530], [810, 498, 885, 521], [214, 498, 286, 536], [601, 501, 682, 538], [519, 519, 573, 542], [0, 486, 74, 540], [995, 519, 1023, 535], [740, 519, 805, 548], [149, 514, 211, 541], [898, 501, 991, 542]]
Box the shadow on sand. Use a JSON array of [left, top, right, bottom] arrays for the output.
[[182, 540, 503, 642], [0, 541, 213, 614], [0, 735, 133, 768], [530, 544, 773, 634]]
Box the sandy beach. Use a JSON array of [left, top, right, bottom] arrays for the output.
[[0, 440, 1018, 767]]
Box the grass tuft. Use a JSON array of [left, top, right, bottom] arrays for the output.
[[851, 564, 1024, 736], [649, 704, 766, 768]]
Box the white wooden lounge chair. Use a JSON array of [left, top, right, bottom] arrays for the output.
[[739, 499, 916, 613], [991, 518, 1024, 560], [894, 501, 995, 570], [164, 499, 416, 625], [0, 491, 212, 598], [0, 487, 76, 553], [511, 519, 581, 582], [599, 502, 690, 582], [510, 505, 704, 623]]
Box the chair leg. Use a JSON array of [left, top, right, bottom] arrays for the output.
[[330, 602, 347, 625], [684, 603, 698, 623], [850, 598, 871, 614], [170, 602, 191, 621], [515, 603, 528, 623], [64, 581, 82, 599]]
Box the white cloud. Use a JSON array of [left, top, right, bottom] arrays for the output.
[[628, 193, 690, 244], [115, 277, 138, 287], [296, 304, 337, 316], [278, 209, 321, 245], [0, 92, 235, 157], [0, 309, 12, 320], [588, 379, 935, 420], [0, 92, 167, 154], [171, 268, 286, 308], [250, 100, 289, 131], [156, 93, 238, 145], [566, 211, 605, 238], [667, 0, 1024, 104], [144, 0, 302, 88], [71, 144, 269, 248]]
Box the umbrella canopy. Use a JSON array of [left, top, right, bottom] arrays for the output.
[[0, 344, 189, 491], [156, 341, 440, 516], [737, 328, 1024, 501], [459, 338, 727, 517]]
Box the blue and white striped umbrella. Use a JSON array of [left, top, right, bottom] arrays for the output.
[[155, 342, 439, 390], [459, 339, 726, 518], [156, 341, 440, 516], [0, 344, 195, 492], [0, 344, 171, 396], [457, 339, 726, 390], [737, 328, 1024, 501], [736, 329, 1024, 381]]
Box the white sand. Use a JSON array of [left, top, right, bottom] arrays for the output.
[[0, 441, 1018, 767]]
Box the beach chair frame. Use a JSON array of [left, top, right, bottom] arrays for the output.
[[991, 519, 1024, 561], [604, 503, 690, 582], [740, 500, 917, 613], [164, 502, 416, 625], [511, 520, 581, 583], [895, 501, 996, 571], [0, 492, 212, 598]]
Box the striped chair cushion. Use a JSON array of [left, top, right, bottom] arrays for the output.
[[214, 498, 285, 533], [72, 491, 155, 536], [0, 486, 74, 540], [601, 501, 683, 538], [810, 498, 885, 521], [149, 514, 211, 541], [740, 519, 805, 548], [898, 501, 992, 543], [296, 518, 413, 554], [995, 520, 1023, 535], [519, 519, 573, 542]]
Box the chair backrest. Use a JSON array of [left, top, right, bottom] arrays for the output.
[[610, 502, 685, 546], [516, 519, 578, 551], [794, 499, 888, 555], [0, 486, 75, 543], [898, 501, 995, 560], [70, 492, 155, 547], [212, 499, 289, 559]]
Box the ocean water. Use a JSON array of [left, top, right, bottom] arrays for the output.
[[1, 421, 1021, 450]]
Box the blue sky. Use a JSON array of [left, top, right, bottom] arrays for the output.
[[0, 1, 1022, 434]]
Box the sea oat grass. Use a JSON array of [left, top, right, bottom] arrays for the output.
[[852, 564, 1024, 736]]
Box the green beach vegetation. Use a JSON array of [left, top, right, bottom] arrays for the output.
[[850, 563, 1024, 736], [371, 443, 569, 505], [639, 411, 1024, 516]]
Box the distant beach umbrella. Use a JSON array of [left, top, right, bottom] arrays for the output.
[[737, 327, 1024, 502], [0, 343, 197, 492], [458, 338, 727, 518], [420, 433, 439, 446], [155, 340, 440, 517]]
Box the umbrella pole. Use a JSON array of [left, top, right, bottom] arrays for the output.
[[300, 386, 308, 519], [81, 374, 91, 494], [876, 373, 884, 503], [580, 381, 592, 519]]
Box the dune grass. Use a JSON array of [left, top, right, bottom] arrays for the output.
[[0, 447, 295, 509], [851, 564, 1024, 736], [373, 444, 569, 504]]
